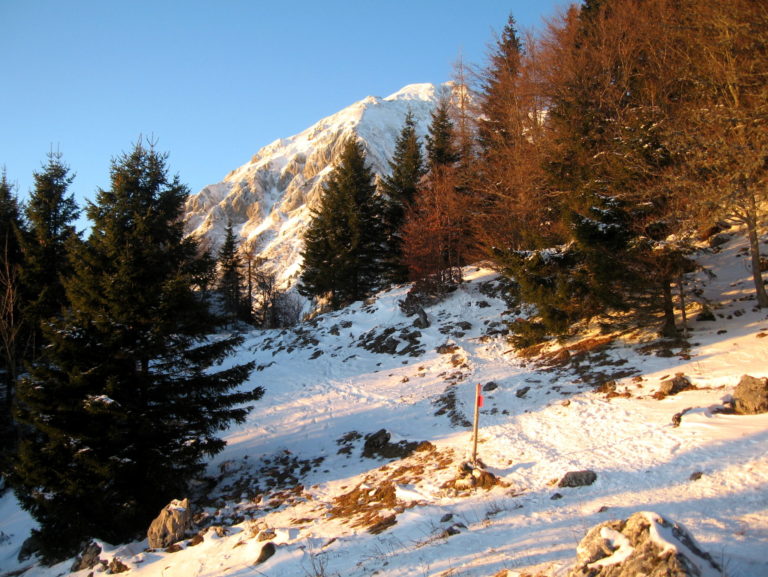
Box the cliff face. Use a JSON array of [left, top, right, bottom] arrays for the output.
[[183, 83, 446, 287]]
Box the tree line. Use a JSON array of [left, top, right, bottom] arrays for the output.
[[300, 0, 767, 347]]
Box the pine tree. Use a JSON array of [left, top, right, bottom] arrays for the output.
[[12, 140, 260, 559], [217, 220, 247, 323], [19, 151, 80, 350], [299, 137, 387, 309], [379, 111, 426, 284]]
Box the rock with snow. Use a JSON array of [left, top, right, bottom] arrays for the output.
[[732, 374, 768, 414], [147, 498, 193, 549], [568, 511, 721, 577], [70, 540, 104, 572]]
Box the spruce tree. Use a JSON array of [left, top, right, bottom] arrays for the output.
[[299, 137, 386, 309], [478, 14, 523, 154], [19, 151, 80, 351], [217, 220, 247, 323], [425, 99, 459, 170], [12, 140, 260, 559], [0, 170, 24, 458], [380, 111, 426, 284]]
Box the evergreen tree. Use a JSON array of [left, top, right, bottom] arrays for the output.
[[425, 99, 459, 170], [299, 137, 387, 309], [477, 14, 524, 153], [0, 170, 24, 459], [19, 151, 80, 351], [380, 111, 426, 284], [217, 220, 247, 323], [12, 140, 260, 559]]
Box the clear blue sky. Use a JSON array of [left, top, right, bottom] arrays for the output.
[[1, 0, 566, 219]]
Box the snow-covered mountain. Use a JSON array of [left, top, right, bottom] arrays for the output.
[[184, 83, 449, 287]]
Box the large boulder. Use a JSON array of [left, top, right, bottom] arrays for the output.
[[732, 374, 768, 414], [568, 511, 721, 576], [147, 498, 193, 549]]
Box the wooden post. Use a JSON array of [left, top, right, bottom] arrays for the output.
[[472, 382, 482, 466]]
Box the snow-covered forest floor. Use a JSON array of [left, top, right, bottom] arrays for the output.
[[1, 230, 767, 577]]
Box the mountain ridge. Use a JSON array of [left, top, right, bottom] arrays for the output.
[[183, 82, 450, 288]]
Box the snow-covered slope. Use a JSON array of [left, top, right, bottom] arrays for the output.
[[1, 230, 767, 577], [184, 83, 447, 287]]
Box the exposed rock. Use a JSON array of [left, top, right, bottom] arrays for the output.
[[255, 541, 276, 564], [362, 429, 420, 459], [732, 374, 768, 414], [442, 462, 505, 493], [17, 534, 42, 562], [147, 498, 193, 549], [483, 381, 499, 392], [413, 306, 430, 329], [558, 470, 597, 488], [71, 540, 104, 572], [695, 307, 716, 322], [568, 511, 721, 576], [436, 343, 459, 355], [658, 374, 694, 397], [708, 233, 731, 249], [516, 386, 530, 398], [108, 557, 129, 574]]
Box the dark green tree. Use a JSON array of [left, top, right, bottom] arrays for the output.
[[299, 137, 387, 309], [12, 140, 260, 559], [217, 220, 247, 323], [0, 170, 25, 460], [19, 151, 80, 351], [380, 111, 426, 284], [425, 98, 459, 170]]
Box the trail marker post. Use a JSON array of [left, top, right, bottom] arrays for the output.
[[472, 382, 482, 466]]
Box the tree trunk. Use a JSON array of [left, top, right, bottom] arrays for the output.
[[746, 198, 768, 308], [677, 275, 688, 338], [660, 278, 677, 337]]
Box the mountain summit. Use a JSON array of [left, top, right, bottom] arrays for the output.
[[184, 83, 448, 288]]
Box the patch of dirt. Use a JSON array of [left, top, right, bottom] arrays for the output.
[[328, 443, 454, 534]]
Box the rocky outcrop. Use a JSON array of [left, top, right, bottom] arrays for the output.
[[732, 374, 768, 414], [147, 498, 193, 549], [568, 511, 721, 576]]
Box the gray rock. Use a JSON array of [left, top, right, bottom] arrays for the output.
[[17, 534, 42, 562], [147, 498, 193, 549], [558, 470, 597, 488], [732, 374, 768, 414], [568, 511, 721, 576], [708, 233, 731, 249], [255, 541, 276, 564], [71, 540, 104, 572]]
